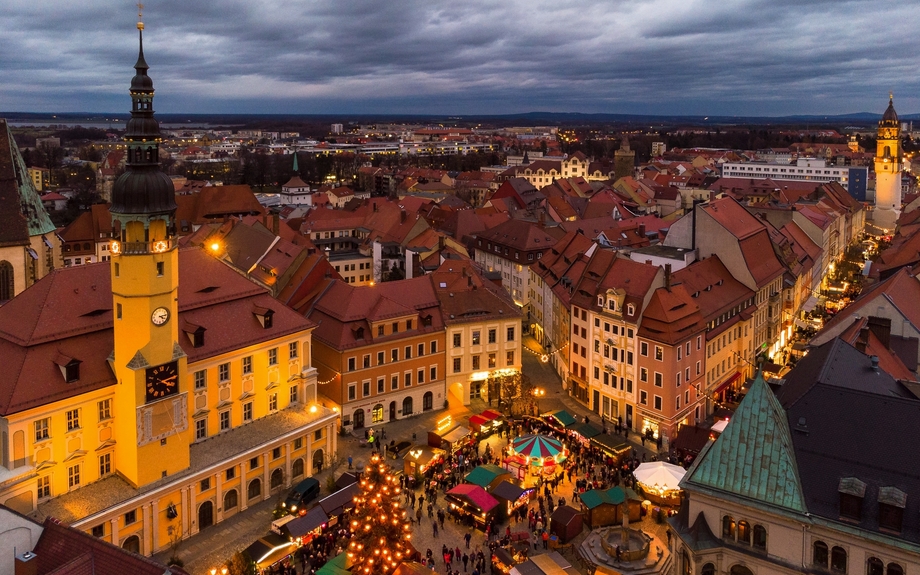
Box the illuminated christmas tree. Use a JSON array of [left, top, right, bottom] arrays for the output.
[[347, 453, 413, 574]]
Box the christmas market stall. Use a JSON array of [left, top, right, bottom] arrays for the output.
[[481, 409, 505, 431], [589, 434, 631, 462], [318, 482, 360, 527], [510, 551, 579, 575], [633, 461, 686, 506], [244, 532, 297, 574], [545, 409, 577, 431], [578, 486, 642, 528], [491, 480, 532, 519], [282, 505, 330, 544], [394, 561, 440, 575], [549, 505, 583, 543], [316, 552, 351, 575], [566, 422, 601, 443], [428, 425, 472, 453], [403, 445, 446, 477], [469, 414, 492, 437], [501, 453, 529, 482], [491, 547, 516, 575], [465, 464, 512, 492], [445, 484, 500, 528]]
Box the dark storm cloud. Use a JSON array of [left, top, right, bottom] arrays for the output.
[[1, 0, 918, 115]]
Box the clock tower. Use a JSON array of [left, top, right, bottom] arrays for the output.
[[110, 16, 190, 488], [873, 95, 902, 231]]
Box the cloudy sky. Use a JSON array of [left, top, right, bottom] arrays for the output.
[[2, 0, 918, 117]]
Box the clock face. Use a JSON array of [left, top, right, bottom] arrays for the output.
[[151, 307, 170, 326], [146, 361, 179, 402]]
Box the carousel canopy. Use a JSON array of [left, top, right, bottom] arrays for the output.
[[633, 461, 687, 491], [512, 434, 564, 458]]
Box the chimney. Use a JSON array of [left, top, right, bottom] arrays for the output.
[[664, 263, 672, 292], [870, 355, 880, 372], [272, 213, 280, 235], [638, 223, 646, 237], [15, 551, 37, 575], [855, 327, 869, 353], [538, 212, 545, 228], [400, 209, 407, 223], [867, 316, 891, 349]]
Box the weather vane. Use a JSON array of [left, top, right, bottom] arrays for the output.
[[137, 2, 145, 30]]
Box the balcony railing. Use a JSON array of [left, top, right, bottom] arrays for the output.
[[110, 238, 177, 256]]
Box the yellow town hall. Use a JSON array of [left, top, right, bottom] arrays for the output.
[[0, 21, 337, 555]]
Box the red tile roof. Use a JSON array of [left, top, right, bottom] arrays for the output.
[[475, 218, 565, 252], [638, 285, 705, 345], [672, 256, 754, 322]]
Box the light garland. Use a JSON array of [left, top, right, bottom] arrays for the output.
[[521, 342, 569, 363]]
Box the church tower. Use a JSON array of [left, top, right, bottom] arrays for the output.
[[873, 95, 902, 231], [109, 15, 190, 488]]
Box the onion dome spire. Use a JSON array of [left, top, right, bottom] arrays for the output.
[[110, 13, 176, 216], [881, 92, 899, 125]]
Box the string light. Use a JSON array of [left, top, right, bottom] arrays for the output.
[[521, 342, 569, 363]]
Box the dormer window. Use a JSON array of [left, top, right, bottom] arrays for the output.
[[626, 304, 636, 316], [838, 477, 866, 521], [183, 323, 206, 348], [253, 306, 274, 329], [598, 296, 604, 307], [878, 486, 906, 532], [54, 354, 81, 383]]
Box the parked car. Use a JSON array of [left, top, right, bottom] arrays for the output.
[[282, 477, 320, 515]]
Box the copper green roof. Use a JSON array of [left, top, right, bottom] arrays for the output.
[[0, 120, 56, 244], [580, 486, 640, 510], [683, 370, 806, 514], [551, 409, 577, 427], [464, 464, 507, 488]]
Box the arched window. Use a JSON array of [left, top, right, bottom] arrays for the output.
[[122, 534, 141, 554], [722, 515, 735, 539], [887, 563, 903, 575], [752, 524, 766, 550], [701, 564, 715, 575], [224, 489, 238, 510], [270, 468, 284, 490], [0, 261, 13, 301], [831, 546, 848, 573], [730, 566, 753, 575], [247, 478, 261, 501], [292, 458, 304, 478], [737, 520, 751, 544], [867, 558, 884, 575], [681, 551, 691, 575], [423, 391, 433, 411], [813, 541, 829, 567], [403, 396, 413, 416]]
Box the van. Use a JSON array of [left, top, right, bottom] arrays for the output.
[[282, 477, 320, 515]]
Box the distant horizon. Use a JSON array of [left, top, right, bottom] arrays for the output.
[[2, 1, 918, 119]]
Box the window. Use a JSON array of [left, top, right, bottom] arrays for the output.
[[404, 372, 411, 387], [363, 354, 370, 369], [156, 262, 164, 276], [640, 342, 648, 356], [125, 510, 136, 524], [377, 351, 385, 365], [377, 378, 385, 393], [363, 381, 370, 397], [640, 367, 648, 382], [289, 342, 298, 359], [67, 464, 80, 488], [378, 325, 384, 337], [654, 396, 662, 410], [507, 351, 515, 366], [868, 559, 884, 575], [392, 322, 399, 333], [416, 369, 424, 384], [195, 370, 206, 390], [430, 366, 437, 381], [488, 353, 496, 368], [453, 333, 461, 348], [472, 356, 480, 370], [453, 358, 461, 373], [391, 376, 398, 390], [507, 326, 515, 341], [813, 541, 829, 567], [406, 319, 413, 330], [404, 346, 412, 359], [219, 363, 230, 382], [472, 331, 481, 345], [34, 418, 50, 442], [195, 418, 207, 440], [830, 546, 847, 573], [314, 429, 323, 441], [250, 456, 260, 470], [348, 384, 356, 401], [418, 343, 424, 357], [243, 402, 253, 422], [66, 409, 80, 431], [272, 446, 282, 460], [242, 356, 253, 374], [722, 515, 735, 539], [655, 346, 663, 361], [391, 348, 398, 362], [879, 502, 904, 532], [701, 564, 715, 575], [654, 372, 662, 387], [640, 391, 648, 405], [488, 329, 497, 344], [430, 340, 438, 354], [269, 393, 278, 411], [423, 391, 433, 411], [99, 453, 112, 476], [200, 477, 211, 492], [840, 492, 862, 521], [37, 476, 50, 499], [753, 525, 766, 550], [737, 520, 751, 544], [348, 357, 356, 371], [220, 410, 231, 431]]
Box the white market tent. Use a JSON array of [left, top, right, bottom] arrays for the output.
[[633, 461, 687, 492]]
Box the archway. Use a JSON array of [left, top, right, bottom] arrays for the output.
[[423, 392, 433, 411], [292, 458, 304, 478], [313, 448, 324, 473], [270, 468, 284, 492], [247, 478, 262, 502], [729, 566, 753, 575], [198, 500, 214, 530], [389, 401, 396, 421], [122, 535, 140, 554], [402, 396, 413, 416], [354, 409, 365, 429]]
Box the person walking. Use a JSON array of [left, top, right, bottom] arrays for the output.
[[462, 553, 469, 572], [433, 521, 439, 537], [464, 532, 472, 549], [542, 531, 549, 549]]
